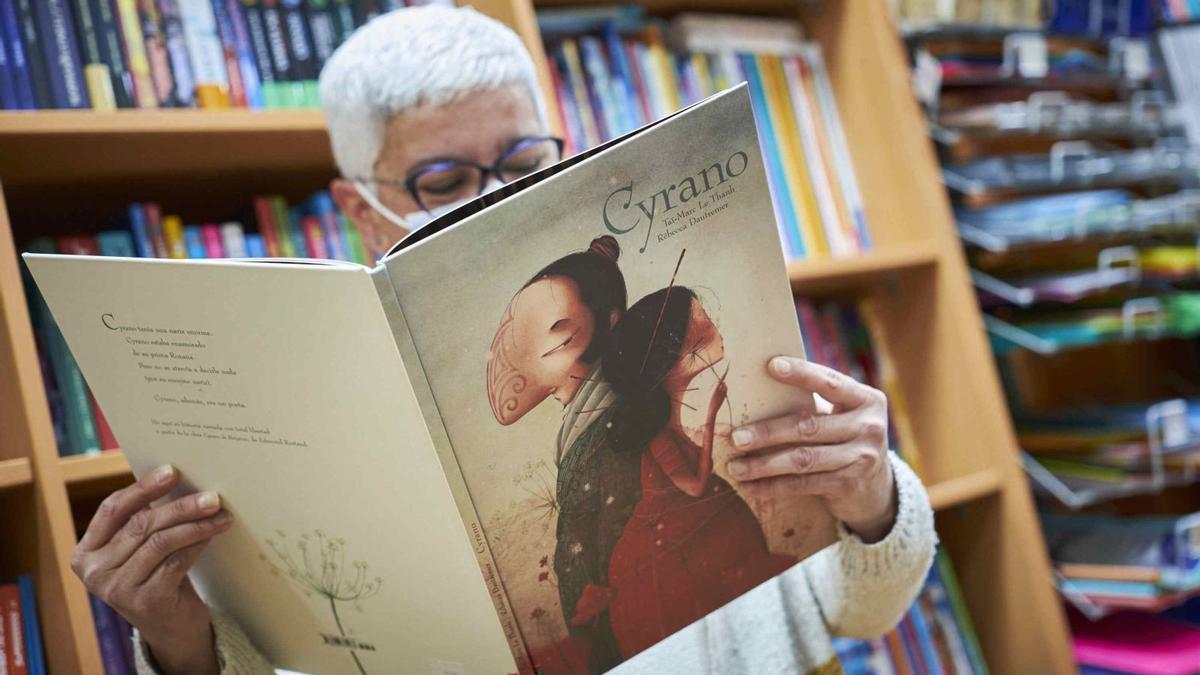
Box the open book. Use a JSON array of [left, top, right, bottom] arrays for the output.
[[24, 85, 836, 675]]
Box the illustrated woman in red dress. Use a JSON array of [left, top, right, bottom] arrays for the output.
[[591, 284, 796, 660]]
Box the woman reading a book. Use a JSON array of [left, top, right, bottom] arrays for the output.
[[69, 7, 936, 675]]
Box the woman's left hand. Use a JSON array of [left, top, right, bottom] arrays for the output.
[[725, 356, 897, 543]]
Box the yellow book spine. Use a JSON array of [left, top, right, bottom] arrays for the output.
[[759, 54, 828, 258], [84, 64, 117, 112], [114, 0, 158, 108], [644, 28, 680, 113], [691, 53, 714, 98], [162, 215, 188, 259], [560, 39, 602, 149]]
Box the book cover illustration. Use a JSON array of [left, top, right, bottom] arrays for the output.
[[387, 86, 837, 673]]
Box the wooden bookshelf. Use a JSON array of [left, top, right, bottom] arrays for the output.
[[0, 1, 1073, 673]]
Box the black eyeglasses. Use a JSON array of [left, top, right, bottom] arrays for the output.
[[356, 136, 565, 213]]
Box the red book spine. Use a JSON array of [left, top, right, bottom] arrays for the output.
[[89, 393, 119, 451], [253, 197, 282, 257], [54, 236, 101, 256], [144, 203, 169, 258], [302, 216, 328, 259], [0, 585, 26, 675], [201, 224, 225, 258]]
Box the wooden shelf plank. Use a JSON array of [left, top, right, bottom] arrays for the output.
[[927, 468, 1004, 511], [60, 452, 131, 485], [0, 109, 326, 135], [0, 457, 32, 490], [788, 245, 940, 296]]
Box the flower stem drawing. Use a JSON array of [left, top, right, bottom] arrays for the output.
[[262, 529, 383, 674]]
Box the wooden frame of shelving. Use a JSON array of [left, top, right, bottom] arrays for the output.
[[0, 1, 1073, 672]]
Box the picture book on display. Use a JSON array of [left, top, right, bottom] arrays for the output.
[[24, 85, 835, 674]]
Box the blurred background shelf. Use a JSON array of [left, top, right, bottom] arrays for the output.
[[0, 457, 32, 491]]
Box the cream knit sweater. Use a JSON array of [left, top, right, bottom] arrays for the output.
[[134, 452, 936, 675]]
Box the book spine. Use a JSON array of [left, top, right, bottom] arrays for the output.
[[70, 0, 107, 109], [113, 612, 135, 674], [329, 0, 353, 46], [340, 213, 366, 264], [127, 204, 154, 257], [163, 214, 188, 258], [252, 196, 282, 256], [0, 585, 24, 675], [32, 0, 90, 108], [177, 0, 228, 106], [268, 196, 295, 256], [223, 0, 262, 107], [0, 8, 16, 109], [114, 0, 158, 107], [308, 192, 345, 260], [183, 225, 207, 258], [544, 51, 580, 155], [278, 0, 314, 106], [243, 232, 265, 257], [301, 214, 327, 258], [623, 39, 653, 125], [90, 0, 133, 108], [90, 393, 119, 451], [14, 0, 51, 107], [210, 0, 246, 106], [0, 0, 34, 108], [602, 23, 642, 129], [238, 0, 274, 108], [558, 40, 600, 149], [201, 223, 225, 256], [259, 0, 293, 107], [286, 206, 309, 257], [220, 221, 247, 257], [740, 53, 804, 258], [577, 36, 618, 141], [304, 0, 334, 68], [15, 578, 42, 675], [0, 588, 9, 675], [34, 331, 68, 451], [143, 202, 170, 257], [90, 596, 131, 675], [136, 0, 177, 106]]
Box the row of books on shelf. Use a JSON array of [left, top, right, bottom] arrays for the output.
[[536, 8, 870, 260], [21, 191, 362, 458], [90, 596, 135, 675], [833, 552, 988, 675], [0, 0, 449, 113], [1162, 0, 1200, 24], [0, 575, 47, 675]]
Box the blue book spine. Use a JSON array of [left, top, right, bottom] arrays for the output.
[[223, 0, 262, 107], [739, 53, 804, 258], [0, 10, 16, 109], [602, 22, 641, 130], [307, 192, 346, 260], [159, 0, 197, 107], [33, 0, 90, 108], [15, 0, 51, 107], [18, 575, 46, 675], [244, 232, 265, 257], [89, 0, 132, 108], [90, 595, 133, 675], [183, 225, 207, 258], [96, 230, 137, 257], [907, 603, 945, 675], [128, 204, 155, 258], [287, 206, 309, 257], [0, 0, 33, 107]]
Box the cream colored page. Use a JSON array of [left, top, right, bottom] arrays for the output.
[[24, 255, 515, 675]]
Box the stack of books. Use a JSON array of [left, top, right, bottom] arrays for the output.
[[538, 8, 871, 260], [0, 0, 451, 112], [21, 190, 361, 458], [0, 575, 47, 675], [834, 552, 988, 675]]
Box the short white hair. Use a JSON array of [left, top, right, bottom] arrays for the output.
[[319, 5, 547, 180]]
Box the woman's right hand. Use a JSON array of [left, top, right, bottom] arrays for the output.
[[70, 464, 232, 675]]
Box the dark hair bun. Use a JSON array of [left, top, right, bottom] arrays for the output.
[[588, 235, 620, 262]]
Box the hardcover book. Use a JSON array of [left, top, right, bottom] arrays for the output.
[[25, 85, 836, 674]]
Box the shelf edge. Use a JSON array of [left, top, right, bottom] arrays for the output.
[[927, 467, 1004, 511], [60, 451, 132, 485], [0, 457, 33, 490]]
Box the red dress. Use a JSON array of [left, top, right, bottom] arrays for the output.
[[604, 426, 795, 659]]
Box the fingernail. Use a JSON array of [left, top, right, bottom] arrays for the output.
[[197, 492, 219, 510], [733, 429, 754, 448], [727, 461, 746, 477], [213, 510, 234, 526], [154, 465, 175, 485], [771, 357, 792, 375]]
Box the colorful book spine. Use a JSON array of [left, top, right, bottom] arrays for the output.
[[14, 0, 51, 108], [127, 204, 154, 257], [210, 0, 248, 106], [301, 215, 328, 258], [329, 0, 353, 46], [740, 53, 804, 258], [578, 35, 619, 141], [183, 225, 207, 258], [305, 0, 336, 67], [238, 0, 276, 107], [201, 223, 225, 257], [178, 0, 229, 107], [308, 192, 346, 260], [25, 238, 100, 456], [0, 0, 34, 109], [558, 40, 601, 149], [223, 0, 262, 108], [287, 206, 309, 257], [279, 0, 316, 107], [32, 0, 90, 108], [90, 596, 131, 675], [70, 0, 113, 109], [114, 0, 158, 107], [269, 196, 296, 256], [0, 7, 16, 110], [144, 202, 169, 257], [16, 577, 43, 675], [340, 213, 367, 264], [252, 196, 282, 256], [90, 0, 134, 108], [162, 214, 188, 258], [259, 0, 295, 108], [1, 584, 26, 675], [136, 0, 175, 107], [244, 232, 266, 257]]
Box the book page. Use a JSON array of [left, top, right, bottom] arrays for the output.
[[23, 255, 515, 675], [384, 85, 837, 674]]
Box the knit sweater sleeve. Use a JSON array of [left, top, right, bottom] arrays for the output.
[[132, 610, 274, 675], [803, 451, 937, 639]]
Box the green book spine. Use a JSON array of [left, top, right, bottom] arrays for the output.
[[937, 552, 989, 675], [268, 196, 296, 257], [24, 239, 100, 455]]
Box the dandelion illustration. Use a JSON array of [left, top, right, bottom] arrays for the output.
[[261, 530, 382, 675]]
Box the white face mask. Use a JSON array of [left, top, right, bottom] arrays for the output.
[[353, 179, 505, 236]]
